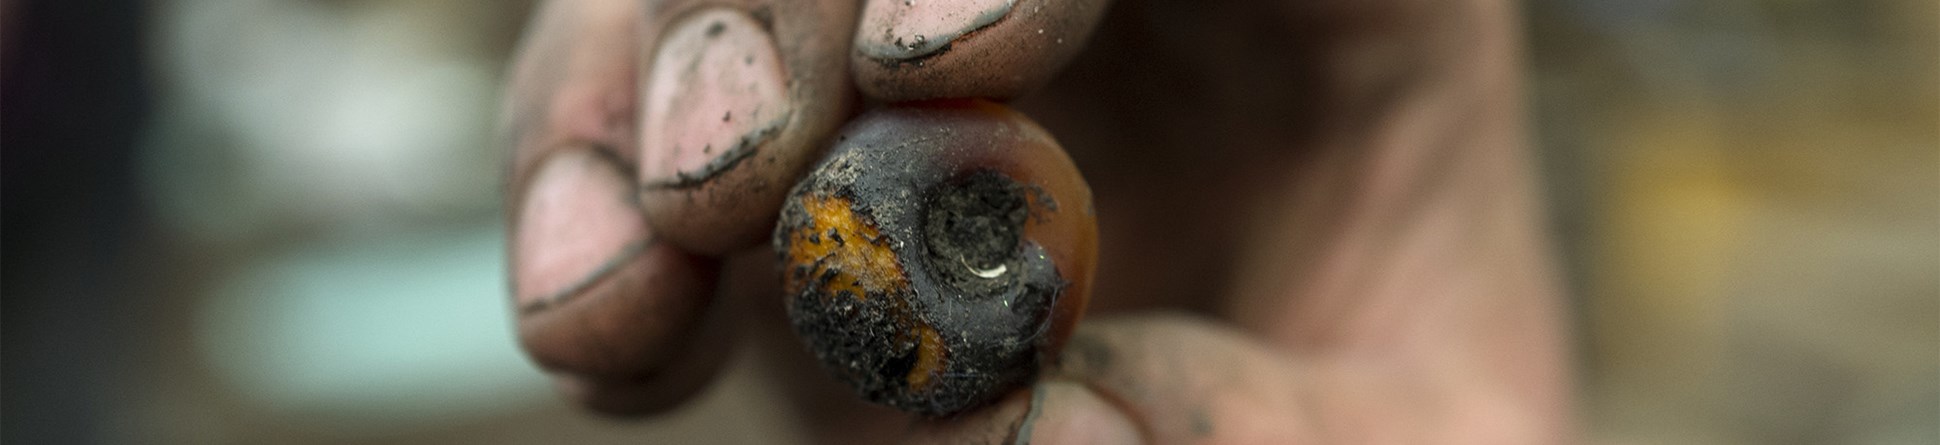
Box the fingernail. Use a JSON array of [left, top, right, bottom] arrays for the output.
[[640, 9, 789, 189], [1022, 383, 1146, 445], [515, 150, 650, 309], [856, 0, 1014, 63]]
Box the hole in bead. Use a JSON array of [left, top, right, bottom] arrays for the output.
[[922, 170, 1028, 297]]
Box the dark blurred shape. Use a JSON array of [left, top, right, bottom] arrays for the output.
[[2, 1, 153, 443]]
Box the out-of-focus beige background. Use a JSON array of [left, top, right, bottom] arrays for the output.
[[1528, 1, 1936, 443], [3, 0, 1933, 443]]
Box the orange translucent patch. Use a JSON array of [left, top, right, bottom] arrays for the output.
[[787, 195, 908, 299], [907, 325, 948, 390]]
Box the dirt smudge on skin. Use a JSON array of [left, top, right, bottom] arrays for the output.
[[1190, 408, 1214, 437], [642, 117, 786, 190]]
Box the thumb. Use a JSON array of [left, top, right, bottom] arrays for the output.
[[908, 313, 1320, 444], [1052, 314, 1320, 444]]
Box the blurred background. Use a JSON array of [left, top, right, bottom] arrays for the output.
[[3, 0, 1933, 443]]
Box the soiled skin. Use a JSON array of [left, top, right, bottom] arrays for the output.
[[502, 0, 1575, 443]]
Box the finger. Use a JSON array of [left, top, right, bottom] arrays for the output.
[[504, 0, 643, 177], [636, 0, 860, 255], [911, 313, 1320, 444], [504, 0, 728, 415], [511, 149, 726, 415], [852, 0, 1111, 102], [923, 314, 1334, 443], [1053, 314, 1319, 444], [906, 382, 1145, 445], [543, 279, 735, 417]]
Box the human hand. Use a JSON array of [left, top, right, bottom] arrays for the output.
[[501, 0, 1574, 443]]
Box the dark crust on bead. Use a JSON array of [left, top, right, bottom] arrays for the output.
[[775, 115, 1065, 416]]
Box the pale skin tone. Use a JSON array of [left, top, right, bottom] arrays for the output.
[[503, 0, 1575, 443]]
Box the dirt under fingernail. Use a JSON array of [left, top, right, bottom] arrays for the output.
[[856, 0, 1014, 65]]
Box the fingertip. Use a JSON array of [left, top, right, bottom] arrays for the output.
[[517, 237, 729, 416], [637, 9, 790, 192], [1024, 382, 1146, 445], [636, 7, 793, 255], [853, 0, 1110, 101], [635, 1, 860, 255], [552, 373, 701, 416], [544, 306, 734, 416], [1047, 314, 1323, 443], [905, 382, 1144, 445], [510, 150, 729, 413], [514, 237, 721, 377]]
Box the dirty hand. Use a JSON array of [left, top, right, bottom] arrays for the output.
[[502, 0, 1574, 443]]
